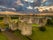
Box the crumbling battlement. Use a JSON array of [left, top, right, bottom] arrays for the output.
[[0, 11, 53, 36]]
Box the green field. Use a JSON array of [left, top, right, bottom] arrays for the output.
[[32, 26, 53, 40], [0, 33, 8, 40]]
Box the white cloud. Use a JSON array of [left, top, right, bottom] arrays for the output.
[[27, 6, 33, 9], [43, 0, 46, 2], [24, 0, 34, 3]]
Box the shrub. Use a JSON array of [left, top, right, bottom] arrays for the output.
[[46, 19, 53, 26], [0, 29, 1, 32], [39, 27, 46, 32]]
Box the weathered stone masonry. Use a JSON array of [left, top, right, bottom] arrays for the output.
[[0, 15, 52, 36]]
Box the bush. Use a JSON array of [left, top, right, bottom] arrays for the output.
[[0, 17, 3, 20], [0, 29, 1, 32], [46, 19, 53, 26], [39, 27, 46, 32]]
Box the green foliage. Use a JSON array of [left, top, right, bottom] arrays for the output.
[[0, 17, 3, 20], [39, 27, 46, 32], [46, 19, 53, 26]]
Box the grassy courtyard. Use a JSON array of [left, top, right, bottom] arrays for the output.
[[32, 26, 53, 40], [0, 33, 8, 40]]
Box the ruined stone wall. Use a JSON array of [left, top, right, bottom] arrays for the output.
[[2, 15, 48, 36]]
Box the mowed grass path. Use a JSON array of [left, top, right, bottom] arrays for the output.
[[0, 33, 8, 40], [32, 26, 53, 40]]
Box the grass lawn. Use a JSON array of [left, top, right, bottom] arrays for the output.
[[32, 26, 53, 40], [0, 20, 8, 40], [0, 33, 8, 40]]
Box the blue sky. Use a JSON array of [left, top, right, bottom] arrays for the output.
[[0, 0, 53, 8], [0, 0, 53, 12]]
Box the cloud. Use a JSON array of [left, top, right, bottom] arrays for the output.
[[42, 0, 46, 3]]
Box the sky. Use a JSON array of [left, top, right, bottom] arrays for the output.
[[0, 0, 53, 12], [24, 0, 34, 2], [0, 0, 53, 6]]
